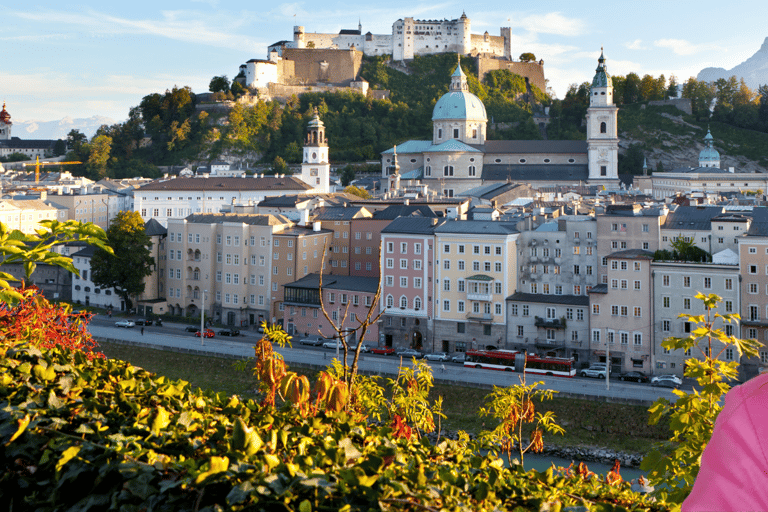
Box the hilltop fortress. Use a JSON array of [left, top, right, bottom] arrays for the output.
[[243, 13, 547, 100], [288, 12, 511, 61]]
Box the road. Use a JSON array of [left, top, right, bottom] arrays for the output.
[[89, 317, 678, 404]]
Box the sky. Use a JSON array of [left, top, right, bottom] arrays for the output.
[[1, 1, 766, 125]]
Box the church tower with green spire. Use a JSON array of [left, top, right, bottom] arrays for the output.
[[586, 49, 619, 186]]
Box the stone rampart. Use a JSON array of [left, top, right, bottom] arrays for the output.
[[282, 48, 363, 85], [647, 98, 692, 115], [477, 57, 547, 94]]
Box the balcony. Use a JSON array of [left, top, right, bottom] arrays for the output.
[[534, 316, 567, 329], [466, 312, 494, 323]]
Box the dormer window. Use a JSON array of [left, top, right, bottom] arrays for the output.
[[453, 128, 459, 138]]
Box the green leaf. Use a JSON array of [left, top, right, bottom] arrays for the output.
[[151, 406, 171, 435], [195, 456, 230, 484], [299, 499, 312, 512], [56, 446, 81, 472]]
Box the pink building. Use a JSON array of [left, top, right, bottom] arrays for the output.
[[379, 217, 444, 350]]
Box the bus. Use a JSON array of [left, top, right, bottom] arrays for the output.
[[464, 349, 576, 377]]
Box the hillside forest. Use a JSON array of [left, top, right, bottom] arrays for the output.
[[58, 53, 768, 181]]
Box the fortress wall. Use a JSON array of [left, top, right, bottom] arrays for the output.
[[647, 98, 692, 115], [266, 83, 366, 101], [477, 57, 547, 94], [301, 33, 336, 48], [282, 48, 363, 85], [470, 34, 506, 57]]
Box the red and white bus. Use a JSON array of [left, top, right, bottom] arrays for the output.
[[464, 349, 576, 377]]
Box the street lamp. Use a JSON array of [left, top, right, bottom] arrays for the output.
[[605, 336, 610, 391], [200, 289, 207, 346]]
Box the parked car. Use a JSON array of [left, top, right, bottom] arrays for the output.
[[218, 329, 240, 337], [580, 364, 610, 379], [450, 353, 466, 364], [354, 344, 370, 353], [300, 335, 326, 346], [322, 340, 343, 350], [370, 347, 395, 356], [395, 348, 423, 359], [114, 320, 135, 328], [185, 325, 200, 332], [134, 318, 153, 326], [619, 371, 649, 383], [424, 352, 450, 362], [195, 329, 215, 338], [651, 374, 682, 387]]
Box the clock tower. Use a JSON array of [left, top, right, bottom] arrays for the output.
[[299, 108, 330, 193]]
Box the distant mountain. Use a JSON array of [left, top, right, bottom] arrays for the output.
[[12, 116, 115, 140], [697, 37, 768, 89]]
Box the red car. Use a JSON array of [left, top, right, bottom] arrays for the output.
[[195, 328, 215, 338], [370, 347, 395, 356]]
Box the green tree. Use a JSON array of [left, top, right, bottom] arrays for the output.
[[0, 220, 111, 304], [519, 52, 536, 62], [623, 73, 642, 104], [271, 155, 288, 174], [91, 211, 154, 311], [209, 75, 230, 94], [338, 165, 356, 186], [53, 139, 67, 156], [667, 75, 679, 98], [85, 134, 113, 179], [641, 293, 760, 504], [479, 375, 564, 467], [342, 185, 370, 198]]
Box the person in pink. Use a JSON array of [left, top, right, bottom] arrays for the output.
[[682, 373, 768, 511]]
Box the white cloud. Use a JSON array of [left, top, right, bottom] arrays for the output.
[[625, 39, 646, 50], [10, 8, 263, 51], [653, 38, 721, 56]]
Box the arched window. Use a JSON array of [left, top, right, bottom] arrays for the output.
[[414, 297, 422, 310], [400, 296, 408, 308], [468, 165, 476, 177], [386, 295, 394, 308], [193, 287, 200, 299], [425, 166, 431, 177], [194, 268, 200, 280], [600, 122, 607, 134], [443, 166, 454, 177], [437, 128, 442, 139], [194, 249, 201, 261]]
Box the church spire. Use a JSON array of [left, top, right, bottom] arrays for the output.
[[450, 56, 468, 92]]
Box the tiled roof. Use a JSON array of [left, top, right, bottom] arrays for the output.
[[144, 218, 167, 237], [477, 140, 588, 154], [662, 206, 725, 231], [434, 219, 518, 235], [506, 292, 590, 306], [184, 213, 292, 226], [381, 141, 433, 154], [373, 204, 437, 220], [312, 206, 370, 221], [382, 217, 443, 235], [423, 139, 482, 153], [285, 273, 379, 294], [138, 176, 312, 192]]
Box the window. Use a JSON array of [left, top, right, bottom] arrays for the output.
[[592, 304, 600, 315], [386, 258, 394, 269], [444, 260, 450, 270], [400, 277, 408, 288], [684, 298, 691, 310], [523, 305, 529, 316], [620, 306, 628, 316], [634, 306, 642, 317], [592, 330, 600, 343], [662, 320, 670, 332], [400, 259, 408, 269], [443, 300, 450, 312], [725, 278, 733, 290], [634, 333, 642, 346], [457, 301, 465, 313], [511, 304, 518, 316], [634, 280, 641, 290], [443, 279, 450, 291], [683, 276, 691, 288], [704, 277, 712, 289], [611, 305, 619, 316], [443, 165, 454, 177]]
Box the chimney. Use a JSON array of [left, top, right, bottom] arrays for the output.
[[313, 221, 321, 231], [729, 167, 735, 173], [299, 208, 310, 227]]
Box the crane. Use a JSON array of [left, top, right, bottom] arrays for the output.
[[22, 156, 82, 184]]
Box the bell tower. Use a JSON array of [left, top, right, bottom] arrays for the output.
[[586, 49, 619, 185], [299, 108, 330, 193]]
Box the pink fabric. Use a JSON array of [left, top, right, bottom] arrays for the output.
[[682, 373, 768, 511]]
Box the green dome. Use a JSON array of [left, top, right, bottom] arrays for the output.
[[591, 49, 612, 89], [699, 129, 720, 162], [432, 91, 487, 121]]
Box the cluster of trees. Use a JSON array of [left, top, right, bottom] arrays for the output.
[[681, 76, 768, 129]]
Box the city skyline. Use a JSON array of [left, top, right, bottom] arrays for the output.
[[1, 1, 765, 123]]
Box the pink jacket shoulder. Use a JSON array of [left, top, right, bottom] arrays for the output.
[[682, 373, 768, 511]]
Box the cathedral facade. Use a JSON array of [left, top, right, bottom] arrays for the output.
[[380, 52, 620, 196]]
